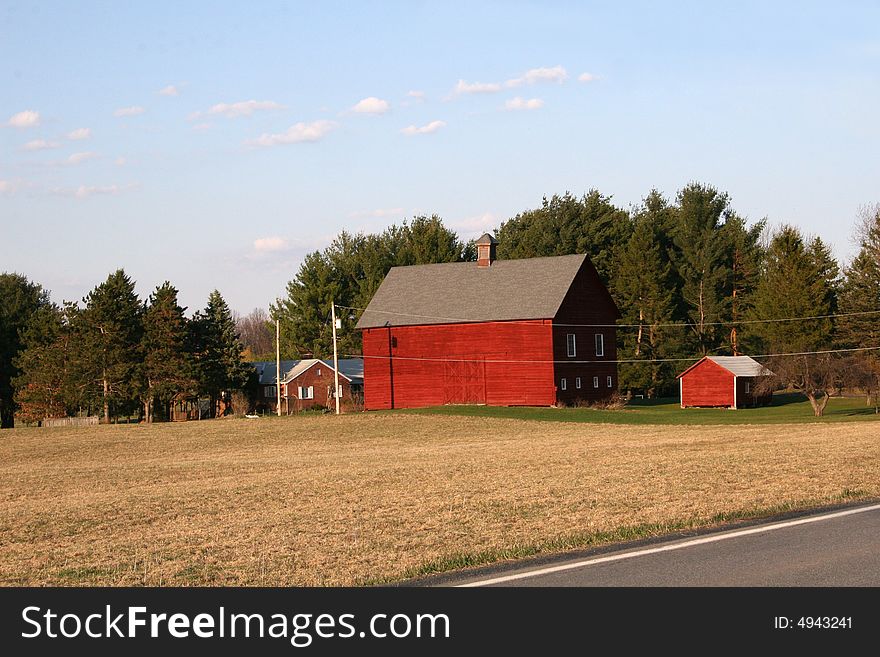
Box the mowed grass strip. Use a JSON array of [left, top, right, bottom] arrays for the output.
[[1, 414, 878, 586]]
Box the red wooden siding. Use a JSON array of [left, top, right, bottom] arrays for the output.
[[552, 258, 619, 404], [680, 359, 735, 408], [362, 321, 555, 410]]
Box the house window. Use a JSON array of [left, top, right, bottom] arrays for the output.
[[595, 333, 604, 357], [560, 378, 567, 391], [575, 377, 581, 389], [264, 386, 275, 398], [745, 381, 750, 394], [607, 375, 613, 388], [593, 376, 599, 388], [567, 334, 577, 357], [298, 386, 314, 400]]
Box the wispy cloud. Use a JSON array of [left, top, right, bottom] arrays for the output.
[[191, 100, 284, 120], [453, 79, 502, 95], [348, 207, 405, 219], [67, 127, 91, 140], [407, 90, 426, 100], [401, 121, 446, 137], [246, 120, 337, 147], [192, 122, 212, 131], [114, 106, 145, 117], [23, 139, 61, 151], [0, 179, 25, 195], [7, 110, 40, 128], [67, 151, 98, 165], [115, 157, 127, 167], [506, 65, 568, 87], [253, 236, 290, 252], [52, 183, 138, 198], [505, 97, 544, 111], [449, 212, 498, 237], [578, 72, 598, 82], [159, 84, 180, 96], [352, 96, 391, 114], [401, 120, 446, 136]]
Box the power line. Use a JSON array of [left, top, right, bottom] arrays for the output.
[[340, 345, 880, 365], [336, 304, 880, 329]]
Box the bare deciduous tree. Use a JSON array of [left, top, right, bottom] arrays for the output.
[[757, 354, 843, 417], [234, 308, 274, 359]]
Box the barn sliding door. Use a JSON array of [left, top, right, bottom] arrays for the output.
[[443, 358, 486, 405]]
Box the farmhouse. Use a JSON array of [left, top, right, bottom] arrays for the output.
[[356, 234, 620, 410], [251, 358, 364, 413], [677, 355, 773, 409]]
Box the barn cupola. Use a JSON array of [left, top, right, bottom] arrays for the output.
[[476, 233, 498, 268]]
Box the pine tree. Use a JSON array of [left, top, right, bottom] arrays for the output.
[[0, 273, 50, 428], [192, 290, 251, 416], [77, 270, 144, 423], [612, 194, 677, 397], [142, 282, 195, 422]]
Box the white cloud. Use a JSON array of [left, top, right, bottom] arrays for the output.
[[401, 121, 446, 137], [449, 212, 498, 237], [52, 183, 137, 198], [67, 127, 91, 140], [407, 90, 426, 99], [0, 179, 24, 195], [192, 122, 212, 131], [68, 151, 98, 165], [7, 110, 40, 128], [192, 100, 284, 120], [348, 207, 405, 219], [453, 79, 502, 95], [253, 236, 290, 252], [23, 139, 61, 150], [401, 120, 446, 136], [578, 72, 598, 82], [115, 157, 127, 166], [246, 120, 337, 147], [505, 97, 544, 111], [114, 106, 145, 117], [352, 96, 391, 114], [159, 85, 180, 96], [506, 65, 568, 88]]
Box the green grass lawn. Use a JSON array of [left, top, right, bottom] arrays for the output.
[[403, 393, 880, 425]]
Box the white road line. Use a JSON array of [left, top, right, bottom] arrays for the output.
[[457, 502, 880, 587]]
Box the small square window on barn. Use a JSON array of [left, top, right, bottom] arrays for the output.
[[607, 375, 613, 388], [575, 377, 581, 389], [560, 378, 567, 391], [595, 333, 604, 357], [567, 334, 576, 357], [593, 376, 599, 388]]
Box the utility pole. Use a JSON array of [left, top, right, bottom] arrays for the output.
[[331, 300, 341, 415], [276, 318, 282, 416]]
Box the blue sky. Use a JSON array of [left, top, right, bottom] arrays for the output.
[[2, 1, 878, 315]]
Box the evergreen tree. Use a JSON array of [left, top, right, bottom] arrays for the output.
[[612, 194, 677, 396], [720, 215, 766, 355], [77, 270, 144, 423], [0, 273, 50, 428], [192, 290, 251, 416], [142, 282, 195, 422]]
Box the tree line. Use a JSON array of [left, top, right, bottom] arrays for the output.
[[269, 184, 880, 415], [0, 271, 251, 427]]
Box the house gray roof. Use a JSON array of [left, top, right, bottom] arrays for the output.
[[355, 253, 590, 329], [706, 356, 772, 377], [250, 358, 364, 385]]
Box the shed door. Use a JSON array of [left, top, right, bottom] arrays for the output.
[[443, 358, 486, 405]]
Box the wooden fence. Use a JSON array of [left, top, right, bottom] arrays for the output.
[[42, 416, 99, 428]]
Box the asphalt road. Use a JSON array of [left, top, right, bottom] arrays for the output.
[[440, 502, 880, 587]]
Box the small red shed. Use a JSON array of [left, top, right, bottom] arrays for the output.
[[677, 356, 773, 409]]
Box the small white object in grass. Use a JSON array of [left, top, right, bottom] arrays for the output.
[[245, 414, 260, 419]]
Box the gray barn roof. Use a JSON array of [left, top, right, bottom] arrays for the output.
[[707, 356, 772, 377], [355, 254, 589, 329]]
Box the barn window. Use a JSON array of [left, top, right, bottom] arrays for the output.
[[298, 386, 314, 400], [595, 333, 604, 357], [607, 375, 613, 388], [317, 368, 321, 376], [575, 377, 581, 389], [567, 334, 577, 357], [593, 376, 599, 388], [560, 378, 567, 391], [745, 381, 750, 394]]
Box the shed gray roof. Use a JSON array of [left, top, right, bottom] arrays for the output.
[[356, 254, 590, 329], [706, 356, 772, 377]]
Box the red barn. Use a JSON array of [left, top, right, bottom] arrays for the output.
[[356, 234, 620, 410], [677, 356, 773, 409]]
